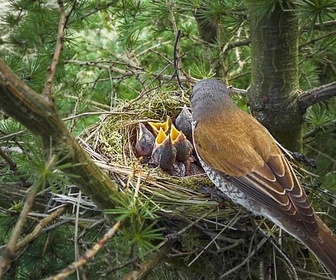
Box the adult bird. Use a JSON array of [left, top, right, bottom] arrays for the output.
[[190, 79, 336, 278]]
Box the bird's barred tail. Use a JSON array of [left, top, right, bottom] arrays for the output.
[[303, 218, 336, 278]]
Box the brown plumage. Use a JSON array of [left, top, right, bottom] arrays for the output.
[[190, 79, 336, 278]]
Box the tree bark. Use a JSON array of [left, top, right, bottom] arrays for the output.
[[249, 2, 302, 151]]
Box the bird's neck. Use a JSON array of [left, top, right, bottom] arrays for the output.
[[193, 103, 236, 123]]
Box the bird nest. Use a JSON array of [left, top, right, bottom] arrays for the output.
[[79, 88, 226, 219], [77, 86, 324, 279]]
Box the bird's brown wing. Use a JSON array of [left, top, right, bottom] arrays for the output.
[[194, 113, 319, 235], [230, 155, 318, 236]]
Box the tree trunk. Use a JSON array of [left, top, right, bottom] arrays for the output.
[[249, 2, 303, 151]]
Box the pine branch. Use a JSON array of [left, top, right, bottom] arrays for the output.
[[298, 81, 336, 111], [0, 59, 120, 213], [304, 119, 336, 140], [304, 20, 336, 31], [15, 206, 66, 252], [42, 0, 67, 98]]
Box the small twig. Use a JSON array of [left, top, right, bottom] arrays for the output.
[[171, 30, 183, 89], [0, 146, 17, 170], [294, 267, 333, 279], [229, 86, 248, 96], [122, 243, 171, 280], [167, 0, 183, 90], [304, 119, 336, 140], [134, 164, 142, 198], [305, 144, 336, 164], [219, 224, 276, 279], [104, 256, 141, 276], [44, 221, 122, 280], [15, 207, 66, 252], [300, 19, 336, 31], [74, 191, 81, 279], [188, 210, 242, 266], [300, 30, 336, 49], [62, 110, 136, 122], [79, 1, 115, 20], [265, 231, 298, 280], [42, 0, 67, 97], [0, 175, 48, 277], [0, 131, 26, 144], [177, 208, 216, 236]]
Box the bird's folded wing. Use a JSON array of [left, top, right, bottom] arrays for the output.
[[218, 154, 319, 236], [194, 117, 318, 235]]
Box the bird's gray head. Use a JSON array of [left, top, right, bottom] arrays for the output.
[[190, 79, 233, 122]]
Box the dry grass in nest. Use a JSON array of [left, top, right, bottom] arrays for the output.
[[79, 89, 221, 215], [77, 87, 329, 279]]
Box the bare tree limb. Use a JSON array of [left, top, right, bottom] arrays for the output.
[[15, 206, 66, 252], [43, 0, 67, 98], [171, 30, 183, 89], [0, 146, 17, 170], [298, 81, 336, 111]]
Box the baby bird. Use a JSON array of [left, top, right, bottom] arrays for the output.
[[148, 116, 171, 135], [135, 123, 155, 158], [175, 105, 193, 141], [150, 128, 177, 172], [170, 124, 193, 163]]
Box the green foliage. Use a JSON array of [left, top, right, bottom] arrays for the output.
[[106, 192, 164, 257], [0, 214, 75, 280], [306, 104, 334, 128], [304, 102, 336, 191], [15, 227, 75, 280], [296, 0, 336, 28], [0, 214, 17, 243], [0, 127, 74, 193], [247, 0, 280, 18], [0, 0, 336, 279]]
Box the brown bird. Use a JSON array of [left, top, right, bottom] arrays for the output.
[[190, 79, 336, 277], [150, 127, 177, 172], [175, 105, 193, 141], [135, 123, 155, 157], [148, 116, 171, 135]]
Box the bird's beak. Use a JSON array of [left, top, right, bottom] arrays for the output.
[[148, 116, 172, 135]]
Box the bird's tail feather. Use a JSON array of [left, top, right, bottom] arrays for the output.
[[303, 219, 336, 278]]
